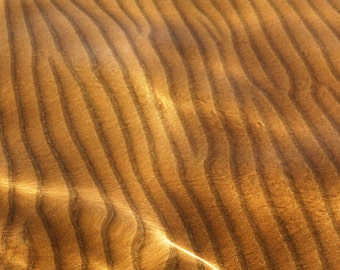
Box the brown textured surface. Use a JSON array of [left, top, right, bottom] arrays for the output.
[[1, 0, 340, 269]]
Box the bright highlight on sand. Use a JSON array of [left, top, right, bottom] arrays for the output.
[[164, 239, 219, 270]]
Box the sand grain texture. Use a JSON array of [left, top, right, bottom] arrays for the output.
[[0, 0, 340, 269]]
